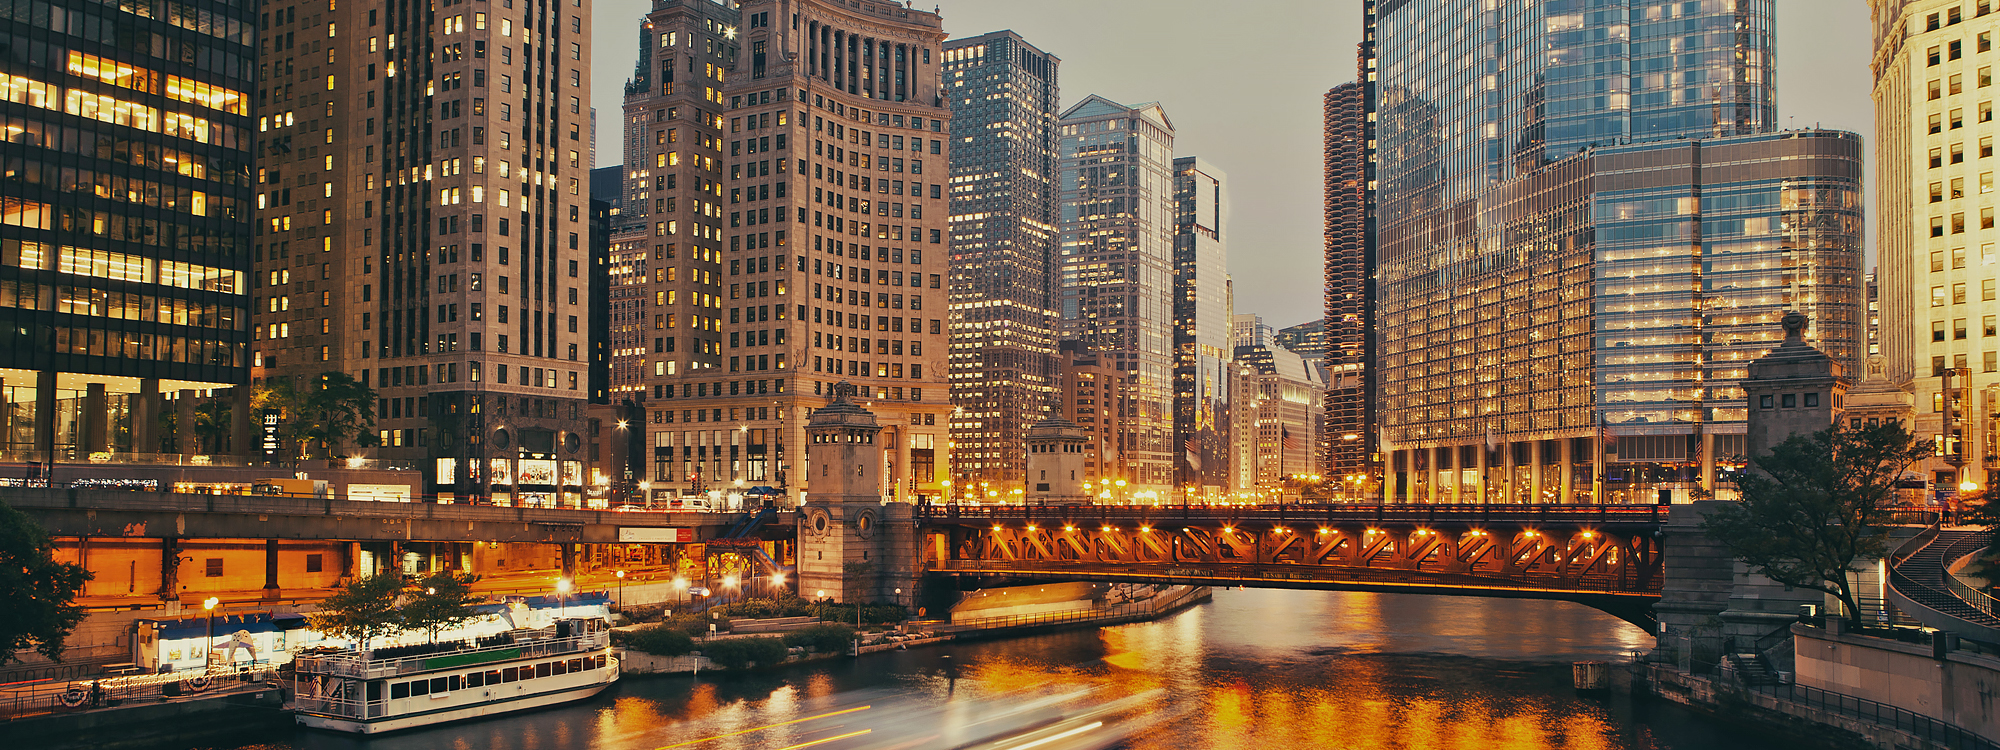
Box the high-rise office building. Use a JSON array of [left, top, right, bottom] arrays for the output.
[[0, 0, 256, 461], [1275, 319, 1325, 372], [943, 30, 1061, 490], [1171, 156, 1231, 496], [1872, 0, 2000, 493], [255, 0, 598, 504], [1371, 0, 1863, 504], [1057, 95, 1176, 492], [1233, 337, 1324, 493], [1324, 51, 1376, 489], [615, 0, 955, 504]]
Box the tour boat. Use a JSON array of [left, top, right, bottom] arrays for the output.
[[285, 617, 618, 734]]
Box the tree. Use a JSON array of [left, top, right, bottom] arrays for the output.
[[0, 501, 91, 664], [299, 372, 378, 459], [192, 398, 231, 454], [401, 571, 484, 643], [1702, 422, 1931, 630], [307, 574, 406, 650]]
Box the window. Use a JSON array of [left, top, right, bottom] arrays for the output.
[[306, 554, 323, 572], [1759, 395, 1774, 409], [1781, 394, 1797, 408], [1955, 282, 1969, 304], [1804, 393, 1820, 408], [1959, 318, 1971, 339], [1937, 320, 1949, 342], [205, 558, 223, 577], [1935, 250, 1948, 272]]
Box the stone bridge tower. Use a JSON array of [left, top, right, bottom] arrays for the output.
[[1025, 416, 1091, 504], [796, 384, 919, 607]]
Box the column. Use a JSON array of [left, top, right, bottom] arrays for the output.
[[560, 543, 577, 580], [230, 386, 253, 456], [1699, 432, 1716, 497], [1552, 438, 1568, 508], [1475, 442, 1489, 504], [133, 378, 159, 456], [81, 382, 107, 455], [1529, 439, 1544, 504], [159, 537, 181, 601], [263, 539, 280, 599], [176, 390, 197, 454], [33, 371, 56, 463]]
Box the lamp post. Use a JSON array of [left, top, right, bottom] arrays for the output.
[[672, 576, 687, 614], [202, 596, 219, 671], [556, 577, 572, 620], [615, 570, 625, 613], [771, 572, 786, 600], [723, 574, 740, 607]]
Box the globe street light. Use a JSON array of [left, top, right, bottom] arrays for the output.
[[556, 577, 573, 619], [615, 570, 626, 613], [672, 576, 688, 613], [202, 596, 220, 671]]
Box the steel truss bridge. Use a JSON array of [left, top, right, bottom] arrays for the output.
[[917, 503, 1666, 628]]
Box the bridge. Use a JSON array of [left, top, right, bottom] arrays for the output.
[[914, 503, 1666, 628]]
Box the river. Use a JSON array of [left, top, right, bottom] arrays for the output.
[[192, 589, 1806, 750]]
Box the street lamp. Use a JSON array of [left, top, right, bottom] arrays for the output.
[[770, 572, 786, 599], [724, 574, 740, 606], [556, 577, 572, 619], [202, 596, 219, 671], [615, 570, 626, 613], [672, 576, 688, 613]]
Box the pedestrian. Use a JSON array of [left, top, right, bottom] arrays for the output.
[[89, 680, 104, 708]]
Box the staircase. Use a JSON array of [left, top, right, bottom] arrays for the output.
[[1889, 530, 2000, 634], [722, 506, 778, 540], [1726, 652, 1783, 686]]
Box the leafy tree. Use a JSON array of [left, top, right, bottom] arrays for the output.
[[307, 574, 406, 650], [299, 372, 379, 459], [192, 398, 232, 454], [700, 636, 787, 669], [0, 501, 91, 664], [1702, 422, 1931, 630], [781, 623, 856, 653], [400, 571, 483, 643], [622, 624, 694, 657]]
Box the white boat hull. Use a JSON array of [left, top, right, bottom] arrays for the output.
[[295, 661, 619, 734]]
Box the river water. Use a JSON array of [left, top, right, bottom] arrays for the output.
[[195, 589, 1805, 750]]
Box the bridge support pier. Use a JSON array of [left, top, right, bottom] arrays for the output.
[[560, 543, 577, 580], [262, 539, 280, 599], [158, 537, 179, 602]]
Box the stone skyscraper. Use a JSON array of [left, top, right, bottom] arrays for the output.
[[943, 30, 1060, 490], [1871, 0, 2000, 494], [1369, 0, 1862, 504], [254, 0, 597, 503], [1057, 95, 1176, 492], [1172, 156, 1231, 497], [613, 0, 955, 504]]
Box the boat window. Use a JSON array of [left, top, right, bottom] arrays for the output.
[[467, 672, 484, 688], [536, 662, 551, 678], [430, 677, 447, 694], [485, 670, 501, 685], [391, 682, 411, 699], [367, 681, 383, 702], [448, 675, 462, 691], [502, 667, 518, 683], [555, 660, 569, 676], [410, 679, 429, 696], [567, 658, 583, 672]]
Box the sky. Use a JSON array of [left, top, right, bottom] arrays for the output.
[[591, 0, 1876, 329]]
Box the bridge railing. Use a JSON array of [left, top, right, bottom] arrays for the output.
[[2, 488, 752, 525], [918, 502, 1672, 526], [930, 559, 1662, 594]]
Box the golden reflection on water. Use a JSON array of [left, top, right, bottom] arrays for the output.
[[953, 590, 1643, 750]]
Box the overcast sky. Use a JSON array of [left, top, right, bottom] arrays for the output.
[[591, 0, 1875, 328]]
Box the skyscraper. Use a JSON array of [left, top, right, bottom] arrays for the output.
[[256, 0, 598, 504], [1058, 95, 1176, 492], [1370, 0, 1863, 504], [0, 0, 256, 462], [616, 0, 956, 504], [943, 31, 1061, 490], [1172, 156, 1231, 497], [1871, 0, 2000, 493], [1324, 54, 1376, 491]]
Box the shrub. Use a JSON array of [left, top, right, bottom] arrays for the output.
[[713, 596, 814, 619], [623, 624, 694, 657], [782, 624, 856, 654], [817, 603, 908, 626], [700, 636, 788, 669]]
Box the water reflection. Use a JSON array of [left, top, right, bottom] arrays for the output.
[[202, 590, 1794, 750]]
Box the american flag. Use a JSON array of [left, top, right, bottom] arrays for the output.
[[1282, 426, 1299, 452]]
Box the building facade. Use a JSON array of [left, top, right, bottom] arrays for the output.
[[1324, 54, 1376, 491], [1057, 95, 1176, 492], [615, 0, 955, 505], [1372, 0, 1863, 504], [1171, 155, 1231, 497], [1234, 339, 1324, 494], [942, 30, 1061, 491], [1053, 339, 1114, 498], [1871, 0, 2000, 493], [0, 0, 257, 461]]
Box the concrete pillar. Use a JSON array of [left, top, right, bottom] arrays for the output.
[[344, 541, 360, 580], [1529, 440, 1544, 504], [560, 543, 577, 579], [1699, 432, 1716, 496], [263, 539, 280, 598], [1475, 442, 1489, 504], [230, 386, 253, 457], [34, 371, 56, 463], [175, 390, 197, 454], [133, 379, 159, 456], [1552, 440, 1568, 506], [159, 538, 180, 600], [1446, 447, 1461, 504], [81, 382, 107, 455]]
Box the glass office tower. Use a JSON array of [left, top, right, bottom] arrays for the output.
[[1370, 0, 1862, 503], [0, 0, 256, 461]]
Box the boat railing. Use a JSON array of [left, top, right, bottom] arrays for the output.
[[292, 630, 608, 680]]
